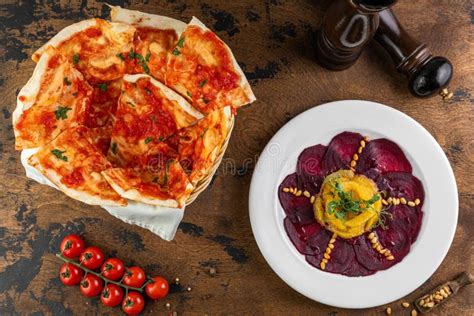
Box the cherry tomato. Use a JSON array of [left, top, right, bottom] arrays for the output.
[[59, 263, 83, 286], [123, 267, 146, 288], [101, 283, 124, 307], [60, 234, 85, 259], [122, 291, 145, 315], [80, 274, 103, 297], [79, 246, 105, 270], [101, 258, 124, 281], [145, 276, 169, 300]]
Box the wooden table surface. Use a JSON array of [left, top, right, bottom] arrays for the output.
[[1, 0, 472, 315]]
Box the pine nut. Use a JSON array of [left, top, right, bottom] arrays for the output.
[[289, 187, 294, 193], [350, 160, 356, 167], [328, 243, 334, 249], [360, 140, 366, 148], [370, 237, 378, 244], [408, 201, 415, 207], [324, 253, 330, 259], [322, 258, 328, 264], [295, 190, 302, 196], [330, 238, 336, 244], [387, 197, 393, 204], [368, 232, 376, 240], [358, 147, 363, 154], [402, 302, 410, 308], [303, 190, 310, 197], [387, 255, 394, 260], [364, 136, 369, 141], [425, 302, 434, 308], [380, 249, 387, 254], [400, 197, 407, 204], [353, 154, 359, 161], [320, 262, 326, 270], [382, 199, 388, 205], [310, 196, 316, 204], [420, 299, 425, 306], [326, 247, 332, 255], [376, 244, 383, 252], [372, 242, 379, 249], [283, 187, 290, 192], [411, 309, 418, 316], [415, 198, 421, 205], [386, 307, 392, 315]]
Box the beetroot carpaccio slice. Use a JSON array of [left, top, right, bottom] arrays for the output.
[[377, 172, 425, 206], [321, 132, 364, 173], [356, 139, 412, 175], [278, 173, 313, 217], [296, 144, 326, 194], [278, 131, 424, 277]]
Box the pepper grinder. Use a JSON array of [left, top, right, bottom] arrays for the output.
[[315, 0, 397, 70], [374, 9, 453, 97]]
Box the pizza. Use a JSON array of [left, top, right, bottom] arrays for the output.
[[107, 74, 203, 168], [13, 46, 92, 150], [102, 142, 193, 208], [15, 7, 256, 209], [110, 6, 186, 82], [28, 126, 126, 206], [167, 106, 233, 185], [165, 17, 255, 113]]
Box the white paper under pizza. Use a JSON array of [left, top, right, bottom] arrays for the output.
[[21, 149, 184, 241]]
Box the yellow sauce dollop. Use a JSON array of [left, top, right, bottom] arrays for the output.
[[314, 170, 382, 239]]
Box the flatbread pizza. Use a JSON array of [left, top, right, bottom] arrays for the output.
[[109, 5, 186, 82], [167, 106, 233, 185], [13, 46, 92, 150], [28, 126, 126, 206], [165, 17, 255, 113], [32, 18, 136, 82], [107, 74, 203, 167]]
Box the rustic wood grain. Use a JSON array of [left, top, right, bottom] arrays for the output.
[[1, 0, 473, 315]]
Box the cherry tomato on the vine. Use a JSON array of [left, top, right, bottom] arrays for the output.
[[101, 258, 124, 281], [80, 274, 103, 297], [101, 283, 124, 307], [122, 291, 145, 315], [145, 276, 169, 300], [79, 246, 105, 270], [59, 263, 83, 286], [123, 267, 146, 288], [60, 234, 85, 259]]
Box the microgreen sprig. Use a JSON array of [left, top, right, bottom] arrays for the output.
[[327, 182, 380, 220]]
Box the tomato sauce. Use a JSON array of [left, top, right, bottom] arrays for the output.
[[62, 168, 85, 186]]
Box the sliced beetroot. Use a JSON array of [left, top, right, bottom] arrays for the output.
[[278, 173, 312, 217], [377, 172, 425, 206], [306, 228, 332, 256], [378, 204, 423, 246], [321, 132, 364, 173], [356, 139, 412, 174], [353, 229, 408, 271], [284, 219, 325, 255], [343, 256, 376, 277], [296, 144, 327, 194], [324, 239, 355, 274]]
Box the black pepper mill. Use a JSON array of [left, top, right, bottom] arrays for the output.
[[315, 0, 397, 70], [374, 9, 453, 97]]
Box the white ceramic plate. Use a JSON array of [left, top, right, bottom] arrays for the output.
[[249, 100, 458, 308]]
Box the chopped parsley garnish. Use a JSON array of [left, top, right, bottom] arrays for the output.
[[186, 91, 192, 98], [111, 143, 117, 155], [126, 101, 135, 108], [72, 54, 80, 65], [199, 79, 208, 88], [177, 37, 185, 48], [51, 149, 68, 161], [128, 49, 135, 59], [144, 137, 153, 144], [145, 52, 151, 62], [157, 136, 164, 142], [63, 77, 72, 86], [116, 52, 125, 61], [98, 83, 107, 92], [327, 182, 380, 221], [55, 106, 72, 120], [172, 48, 180, 56], [163, 159, 173, 185], [134, 52, 150, 74]]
